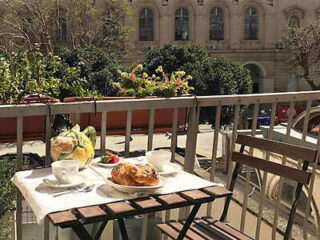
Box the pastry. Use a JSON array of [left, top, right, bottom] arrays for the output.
[[111, 162, 159, 186]]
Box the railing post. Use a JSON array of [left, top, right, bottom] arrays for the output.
[[100, 112, 107, 156], [125, 110, 132, 158], [179, 106, 199, 220], [183, 106, 200, 173]]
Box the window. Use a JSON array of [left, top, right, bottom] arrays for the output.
[[56, 8, 67, 42], [288, 16, 300, 28], [57, 17, 67, 42], [210, 7, 224, 41], [175, 8, 189, 41], [244, 7, 258, 40], [139, 8, 154, 41]]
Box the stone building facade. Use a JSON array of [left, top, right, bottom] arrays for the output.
[[125, 0, 320, 93]]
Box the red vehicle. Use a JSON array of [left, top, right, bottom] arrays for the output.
[[277, 106, 305, 123]]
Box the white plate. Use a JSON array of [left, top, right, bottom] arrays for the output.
[[43, 175, 86, 189], [91, 157, 122, 168], [159, 163, 181, 176], [105, 177, 164, 194]]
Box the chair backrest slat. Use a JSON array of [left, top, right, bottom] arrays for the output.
[[232, 152, 311, 185], [236, 134, 317, 163]]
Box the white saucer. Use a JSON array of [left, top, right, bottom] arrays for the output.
[[92, 157, 122, 168], [158, 163, 181, 176], [43, 175, 86, 189]]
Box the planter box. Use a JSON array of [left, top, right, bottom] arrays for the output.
[[63, 97, 187, 135], [0, 96, 59, 143]]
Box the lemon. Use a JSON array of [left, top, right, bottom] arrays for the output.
[[72, 147, 87, 167]]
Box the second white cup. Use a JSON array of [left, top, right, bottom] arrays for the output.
[[52, 160, 79, 184], [146, 150, 171, 171]]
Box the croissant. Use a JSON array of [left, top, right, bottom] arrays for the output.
[[111, 163, 159, 186]]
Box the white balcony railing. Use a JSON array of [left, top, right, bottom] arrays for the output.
[[1, 91, 320, 240]]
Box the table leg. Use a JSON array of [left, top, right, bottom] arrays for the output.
[[94, 220, 108, 240], [72, 223, 93, 240], [118, 218, 129, 240], [176, 203, 201, 240]]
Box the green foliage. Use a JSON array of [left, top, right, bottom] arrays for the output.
[[0, 158, 16, 240], [59, 46, 122, 96], [0, 47, 90, 104], [143, 44, 252, 125], [114, 64, 193, 97]]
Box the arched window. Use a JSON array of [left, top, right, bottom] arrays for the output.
[[139, 8, 154, 41], [175, 8, 189, 41], [56, 8, 67, 42], [209, 7, 224, 41], [244, 7, 258, 40], [288, 16, 300, 28]]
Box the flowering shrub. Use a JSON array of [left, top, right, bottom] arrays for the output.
[[114, 64, 194, 97], [0, 46, 93, 104]]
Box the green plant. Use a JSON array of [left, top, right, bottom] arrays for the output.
[[59, 46, 122, 96], [143, 44, 252, 125], [0, 158, 16, 240], [114, 64, 193, 97], [0, 46, 91, 104]]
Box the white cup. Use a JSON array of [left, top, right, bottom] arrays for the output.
[[146, 150, 171, 171], [52, 160, 79, 184]]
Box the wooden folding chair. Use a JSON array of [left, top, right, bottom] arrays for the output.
[[157, 134, 317, 240]]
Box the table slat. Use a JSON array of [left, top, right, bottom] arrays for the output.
[[132, 197, 162, 209], [77, 206, 108, 219], [48, 210, 77, 226], [105, 201, 136, 216], [180, 190, 211, 202], [157, 193, 187, 205], [202, 186, 232, 198]]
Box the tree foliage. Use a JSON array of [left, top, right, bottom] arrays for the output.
[[0, 47, 91, 103], [59, 46, 122, 96], [143, 45, 252, 125], [0, 0, 130, 57], [283, 24, 320, 90], [0, 158, 15, 240]]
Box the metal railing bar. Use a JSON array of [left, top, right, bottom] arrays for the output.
[[75, 113, 80, 125], [125, 111, 132, 158], [272, 101, 295, 240], [100, 112, 107, 156], [170, 108, 178, 162], [206, 105, 222, 216], [45, 114, 52, 167], [255, 102, 277, 240], [240, 103, 259, 232], [147, 108, 155, 151]]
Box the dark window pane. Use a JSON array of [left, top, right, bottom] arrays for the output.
[[175, 8, 189, 40], [139, 8, 154, 41], [57, 17, 67, 42], [244, 7, 258, 40], [288, 16, 300, 28], [210, 7, 224, 41]]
